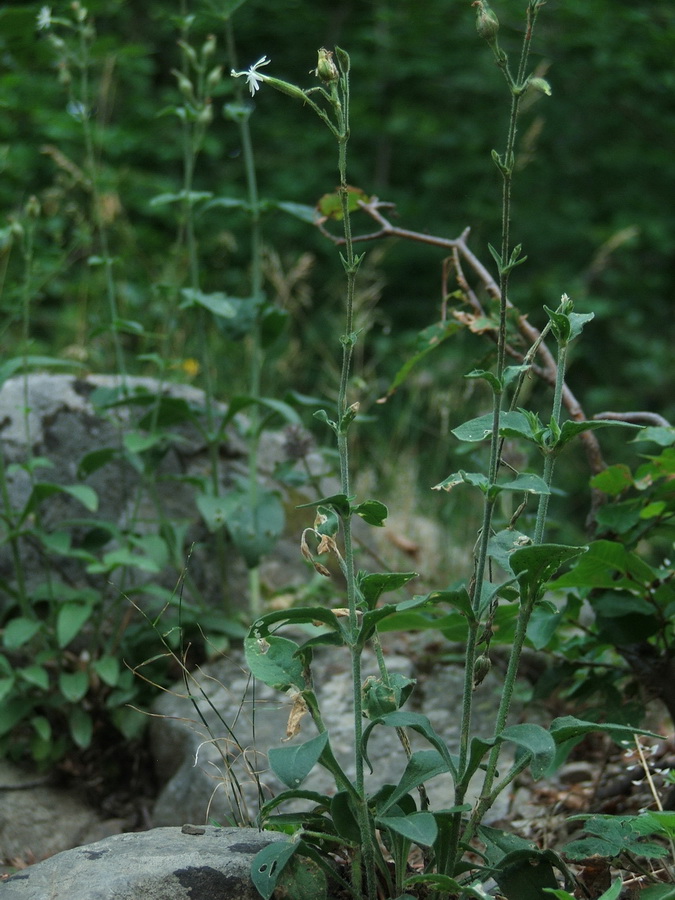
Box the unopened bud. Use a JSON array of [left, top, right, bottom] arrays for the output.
[[26, 196, 41, 219], [197, 102, 213, 126], [206, 65, 223, 91], [201, 34, 216, 60], [178, 40, 199, 70], [472, 0, 500, 44], [472, 654, 492, 689], [315, 47, 339, 84], [528, 76, 552, 96], [172, 68, 195, 100]]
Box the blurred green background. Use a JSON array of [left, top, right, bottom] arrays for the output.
[[1, 0, 673, 525]]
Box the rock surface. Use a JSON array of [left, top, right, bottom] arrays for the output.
[[0, 827, 287, 899], [0, 760, 104, 866]]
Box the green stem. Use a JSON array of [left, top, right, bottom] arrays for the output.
[[226, 22, 265, 619], [76, 21, 126, 386], [534, 340, 567, 544]]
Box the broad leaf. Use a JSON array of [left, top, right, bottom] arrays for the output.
[[510, 543, 587, 604], [357, 571, 418, 609], [377, 812, 438, 847], [269, 732, 329, 789], [251, 840, 297, 900], [452, 411, 535, 443], [57, 602, 94, 648], [244, 634, 305, 691]]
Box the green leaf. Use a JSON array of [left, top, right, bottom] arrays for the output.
[[590, 464, 634, 496], [275, 200, 319, 223], [93, 655, 120, 687], [198, 490, 284, 568], [357, 571, 418, 609], [56, 601, 94, 648], [554, 418, 643, 449], [549, 540, 654, 591], [269, 732, 329, 789], [632, 426, 675, 447], [18, 665, 50, 690], [59, 670, 89, 703], [69, 706, 93, 748], [498, 473, 551, 495], [380, 320, 462, 401], [377, 812, 438, 847], [251, 840, 297, 900], [640, 886, 675, 900], [77, 447, 119, 478], [352, 499, 388, 526], [28, 482, 98, 513], [244, 634, 306, 691], [380, 749, 451, 812], [180, 288, 237, 318], [452, 411, 534, 443], [432, 470, 489, 493], [296, 493, 352, 518], [509, 543, 587, 604], [3, 617, 42, 649], [330, 791, 361, 843], [499, 724, 555, 779], [123, 431, 164, 454], [493, 847, 559, 900], [404, 873, 486, 899], [0, 355, 84, 390]]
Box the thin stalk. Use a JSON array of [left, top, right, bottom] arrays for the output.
[[534, 339, 567, 544], [75, 19, 126, 385], [225, 21, 264, 618], [329, 62, 378, 900]]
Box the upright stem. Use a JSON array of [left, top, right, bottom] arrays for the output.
[[453, 1, 543, 869], [76, 21, 126, 386], [329, 63, 377, 900], [225, 21, 265, 618]]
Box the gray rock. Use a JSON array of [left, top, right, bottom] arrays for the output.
[[0, 760, 102, 865], [0, 373, 330, 613], [0, 826, 288, 900]]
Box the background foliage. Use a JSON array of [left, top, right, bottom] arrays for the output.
[[2, 0, 673, 423]]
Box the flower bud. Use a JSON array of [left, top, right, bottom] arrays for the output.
[[201, 34, 216, 61], [315, 47, 339, 84], [25, 196, 41, 219], [206, 65, 223, 92], [172, 68, 195, 101], [472, 0, 500, 44], [196, 102, 213, 126], [472, 654, 492, 689], [528, 76, 552, 96]]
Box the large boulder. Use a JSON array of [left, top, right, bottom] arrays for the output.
[[0, 826, 289, 900]]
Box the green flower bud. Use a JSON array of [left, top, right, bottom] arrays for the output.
[[201, 34, 216, 61], [315, 47, 339, 84], [472, 0, 500, 44], [25, 196, 41, 219], [206, 65, 223, 92], [472, 654, 492, 689], [172, 68, 195, 101], [528, 76, 552, 96]]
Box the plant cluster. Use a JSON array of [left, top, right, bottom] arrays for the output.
[[0, 1, 673, 898]]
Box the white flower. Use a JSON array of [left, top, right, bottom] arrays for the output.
[[37, 6, 52, 30], [230, 55, 271, 97]]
